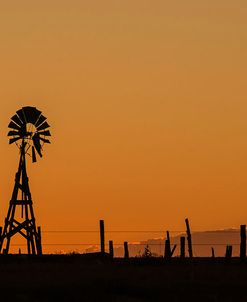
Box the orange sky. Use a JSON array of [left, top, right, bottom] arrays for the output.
[[0, 1, 246, 253]]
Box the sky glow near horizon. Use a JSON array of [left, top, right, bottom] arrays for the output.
[[0, 0, 246, 253]]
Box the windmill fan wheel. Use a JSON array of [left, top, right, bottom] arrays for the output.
[[8, 106, 51, 162]]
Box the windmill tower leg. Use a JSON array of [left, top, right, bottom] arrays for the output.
[[1, 204, 15, 254], [0, 145, 42, 255]]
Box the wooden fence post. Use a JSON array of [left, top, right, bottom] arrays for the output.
[[100, 220, 105, 254], [211, 247, 215, 258], [225, 245, 228, 258], [240, 225, 246, 260], [164, 231, 177, 259], [171, 245, 177, 257], [109, 240, 114, 258], [37, 226, 42, 255], [180, 236, 185, 258], [124, 241, 129, 259], [164, 240, 170, 259], [0, 226, 2, 253], [229, 245, 233, 258], [185, 218, 193, 258], [164, 231, 171, 259], [225, 245, 232, 260]]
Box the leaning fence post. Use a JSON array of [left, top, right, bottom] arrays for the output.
[[240, 225, 246, 260], [124, 241, 129, 259], [185, 218, 193, 258], [100, 220, 105, 254], [164, 231, 171, 259], [171, 244, 177, 257], [180, 236, 185, 258], [109, 240, 114, 258]]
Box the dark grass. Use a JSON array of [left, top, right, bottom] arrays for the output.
[[0, 254, 247, 301]]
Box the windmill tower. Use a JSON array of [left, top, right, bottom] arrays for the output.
[[0, 106, 51, 255]]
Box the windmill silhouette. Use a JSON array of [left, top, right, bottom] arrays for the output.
[[0, 106, 51, 254]]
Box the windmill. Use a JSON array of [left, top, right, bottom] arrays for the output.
[[0, 106, 51, 254]]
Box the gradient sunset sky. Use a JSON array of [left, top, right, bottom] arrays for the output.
[[0, 1, 246, 253]]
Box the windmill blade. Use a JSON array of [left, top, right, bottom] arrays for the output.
[[32, 146, 37, 163], [8, 107, 51, 161], [8, 121, 21, 131], [7, 130, 20, 137], [16, 108, 26, 124], [9, 136, 21, 144], [39, 137, 51, 144], [35, 115, 47, 128], [22, 106, 42, 124], [38, 130, 51, 136], [11, 114, 23, 127], [32, 133, 42, 157], [36, 121, 50, 131]]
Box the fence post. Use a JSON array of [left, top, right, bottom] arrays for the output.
[[100, 220, 105, 254], [211, 247, 215, 258], [225, 245, 232, 261], [124, 241, 129, 259], [109, 240, 114, 258], [171, 244, 177, 257], [180, 236, 185, 258], [0, 227, 2, 253], [185, 218, 193, 258], [240, 225, 246, 260], [164, 231, 171, 259], [37, 226, 42, 255], [229, 245, 232, 258]]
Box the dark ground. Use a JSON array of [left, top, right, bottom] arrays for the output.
[[0, 254, 247, 302]]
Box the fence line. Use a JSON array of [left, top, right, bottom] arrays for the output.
[[41, 230, 240, 233], [9, 243, 242, 246], [36, 228, 242, 247]]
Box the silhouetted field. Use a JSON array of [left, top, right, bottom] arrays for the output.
[[1, 254, 247, 302]]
